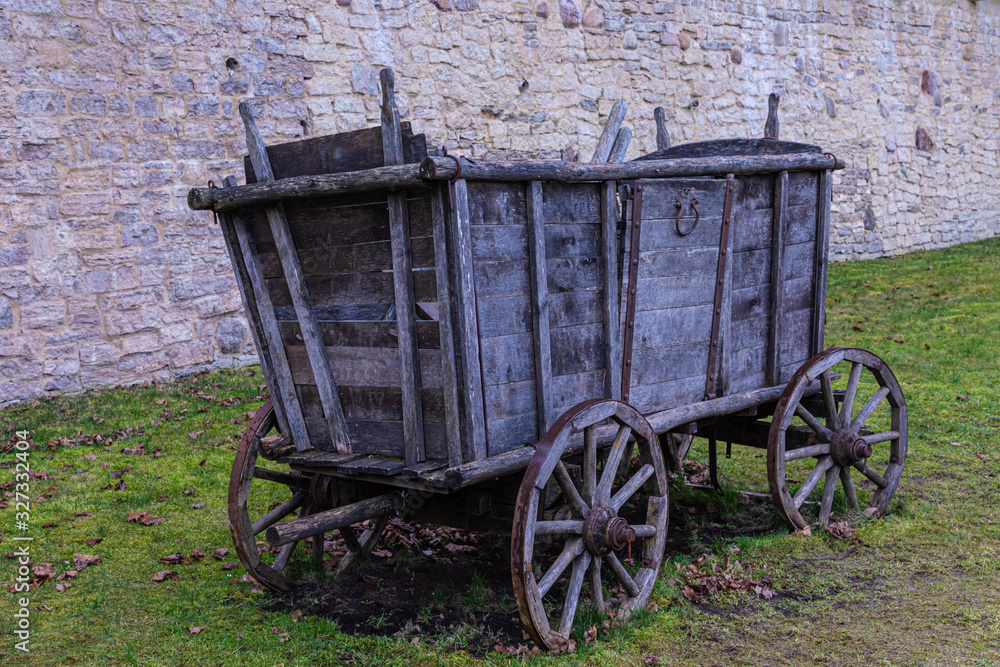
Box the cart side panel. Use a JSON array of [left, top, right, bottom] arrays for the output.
[[241, 127, 450, 457], [467, 181, 609, 456]]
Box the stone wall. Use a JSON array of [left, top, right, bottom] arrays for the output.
[[1, 0, 998, 405]]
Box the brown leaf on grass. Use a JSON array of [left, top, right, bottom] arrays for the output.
[[81, 454, 97, 461], [189, 627, 202, 634], [583, 624, 597, 646], [126, 511, 148, 522], [155, 399, 167, 405], [371, 549, 392, 558], [976, 452, 987, 460], [152, 570, 178, 582], [36, 605, 52, 611], [159, 553, 185, 564], [140, 516, 165, 526], [85, 538, 102, 547], [824, 520, 860, 543], [73, 553, 101, 570], [41, 522, 56, 528], [156, 495, 168, 502], [191, 502, 206, 509], [792, 525, 812, 536], [188, 430, 205, 441], [190, 548, 206, 561], [55, 582, 71, 592], [183, 488, 195, 495], [290, 609, 303, 622], [444, 543, 475, 554], [60, 570, 78, 579], [74, 511, 93, 517], [212, 548, 228, 560], [679, 555, 776, 603], [114, 480, 127, 491], [643, 658, 662, 666], [32, 563, 56, 579], [221, 563, 238, 570]]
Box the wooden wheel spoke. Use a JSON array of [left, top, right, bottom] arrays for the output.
[[252, 467, 308, 488], [818, 465, 840, 525], [537, 537, 585, 599], [589, 554, 604, 612], [820, 371, 840, 430], [785, 443, 831, 462], [583, 424, 597, 507], [557, 552, 592, 638], [609, 464, 654, 512], [862, 430, 899, 445], [339, 526, 362, 553], [604, 551, 640, 598], [535, 520, 584, 536], [839, 361, 863, 425], [851, 386, 891, 430], [793, 455, 834, 508], [272, 541, 296, 573], [794, 403, 834, 441], [631, 524, 656, 538], [554, 462, 590, 518], [251, 490, 309, 536], [854, 461, 888, 489], [597, 425, 632, 504], [840, 465, 859, 509]]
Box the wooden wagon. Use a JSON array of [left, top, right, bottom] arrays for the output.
[[188, 69, 907, 650]]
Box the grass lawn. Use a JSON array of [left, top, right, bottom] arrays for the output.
[[2, 239, 1000, 666]]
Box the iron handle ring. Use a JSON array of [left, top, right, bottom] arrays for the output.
[[675, 197, 699, 236]]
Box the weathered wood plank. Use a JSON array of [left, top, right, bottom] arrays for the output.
[[302, 417, 449, 459], [266, 269, 437, 308], [601, 181, 621, 400], [258, 236, 436, 278], [638, 216, 724, 252], [634, 275, 715, 312], [633, 304, 714, 349], [476, 295, 532, 338], [487, 412, 538, 456], [450, 179, 487, 461], [654, 107, 670, 150], [467, 181, 527, 226], [231, 212, 313, 449], [543, 182, 600, 224], [297, 384, 446, 423], [631, 340, 710, 387], [471, 225, 528, 261], [766, 171, 788, 386], [481, 332, 534, 385], [629, 374, 706, 415], [637, 178, 727, 217], [638, 246, 719, 279], [591, 100, 627, 163], [526, 180, 553, 437], [551, 370, 605, 412], [277, 320, 440, 350], [545, 223, 600, 259], [636, 138, 821, 161], [286, 345, 444, 389], [548, 257, 601, 294], [430, 186, 464, 467], [219, 175, 288, 435], [764, 93, 780, 139], [336, 456, 407, 476], [484, 380, 536, 421], [381, 68, 425, 466], [812, 169, 831, 356], [551, 323, 605, 377], [717, 191, 736, 396], [241, 103, 350, 453], [473, 259, 530, 299]]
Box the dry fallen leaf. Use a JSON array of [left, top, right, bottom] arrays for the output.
[[36, 605, 52, 611], [212, 548, 228, 560], [221, 563, 238, 570], [188, 627, 202, 634], [444, 543, 475, 554], [191, 502, 206, 510], [55, 582, 71, 592], [583, 624, 597, 646], [73, 554, 101, 570], [74, 511, 93, 517], [32, 563, 56, 580], [188, 430, 205, 441], [85, 538, 102, 547], [152, 570, 178, 582], [190, 548, 206, 561], [159, 553, 185, 564], [140, 516, 165, 526]]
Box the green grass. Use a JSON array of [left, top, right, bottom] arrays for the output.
[[4, 240, 1000, 665]]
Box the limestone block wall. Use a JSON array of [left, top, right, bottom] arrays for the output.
[[0, 0, 998, 404]]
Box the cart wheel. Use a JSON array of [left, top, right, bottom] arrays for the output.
[[768, 347, 907, 530], [512, 399, 669, 651], [228, 400, 389, 592]]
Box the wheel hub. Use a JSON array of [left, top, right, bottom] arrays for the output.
[[830, 427, 872, 467], [583, 506, 636, 556]]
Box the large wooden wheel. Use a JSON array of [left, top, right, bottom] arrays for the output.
[[768, 347, 907, 530], [512, 399, 669, 651], [228, 400, 388, 592]]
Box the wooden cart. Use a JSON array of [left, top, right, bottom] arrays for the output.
[[188, 70, 907, 650]]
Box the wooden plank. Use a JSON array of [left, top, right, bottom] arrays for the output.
[[450, 179, 487, 461], [631, 340, 710, 387], [638, 215, 724, 252], [467, 181, 528, 225], [543, 182, 600, 224], [764, 93, 779, 139], [766, 171, 788, 386], [551, 323, 605, 377], [431, 186, 464, 468], [297, 384, 446, 423], [219, 175, 288, 435], [381, 68, 425, 466], [635, 137, 821, 161], [476, 295, 532, 338], [240, 102, 351, 453], [638, 246, 719, 279], [717, 195, 736, 396], [527, 180, 553, 437], [472, 225, 528, 260], [545, 224, 600, 259], [548, 257, 601, 294], [551, 370, 605, 412], [628, 375, 706, 415], [601, 181, 621, 400], [812, 169, 832, 356], [487, 412, 538, 456], [277, 320, 440, 350], [266, 270, 437, 308], [481, 333, 534, 385], [285, 346, 444, 388], [484, 380, 536, 421], [278, 450, 363, 466], [337, 456, 407, 476], [258, 236, 436, 278], [473, 259, 530, 299], [229, 206, 312, 451], [301, 416, 449, 459], [591, 100, 627, 163], [634, 275, 715, 312], [654, 107, 670, 150], [634, 304, 714, 349]]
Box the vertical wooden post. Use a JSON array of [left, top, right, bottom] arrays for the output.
[[239, 102, 351, 453], [764, 93, 780, 139], [766, 170, 789, 386], [526, 181, 553, 435], [600, 126, 630, 400], [654, 107, 670, 150], [218, 175, 288, 435], [431, 185, 463, 467], [228, 205, 312, 451], [450, 179, 487, 461], [379, 68, 425, 465], [591, 100, 627, 163], [716, 194, 735, 396], [811, 169, 832, 356]]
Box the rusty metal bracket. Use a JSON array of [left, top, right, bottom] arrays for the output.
[[675, 196, 700, 236], [704, 175, 736, 401], [620, 182, 643, 403]]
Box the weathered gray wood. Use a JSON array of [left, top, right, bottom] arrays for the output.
[[591, 100, 627, 163], [467, 181, 528, 225], [451, 179, 487, 461], [431, 186, 464, 468], [551, 323, 604, 377], [337, 455, 406, 476], [381, 68, 425, 466], [258, 236, 435, 278], [240, 103, 351, 453], [297, 384, 446, 423], [812, 169, 832, 356], [543, 223, 600, 259], [526, 180, 554, 436], [285, 345, 443, 389], [300, 416, 450, 459], [542, 182, 600, 224], [277, 320, 440, 350], [602, 180, 621, 401], [767, 171, 788, 386], [265, 270, 436, 308], [717, 197, 736, 396], [219, 175, 288, 435], [229, 206, 312, 451], [609, 127, 632, 163], [266, 492, 404, 546], [654, 107, 670, 150], [764, 92, 780, 139]]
